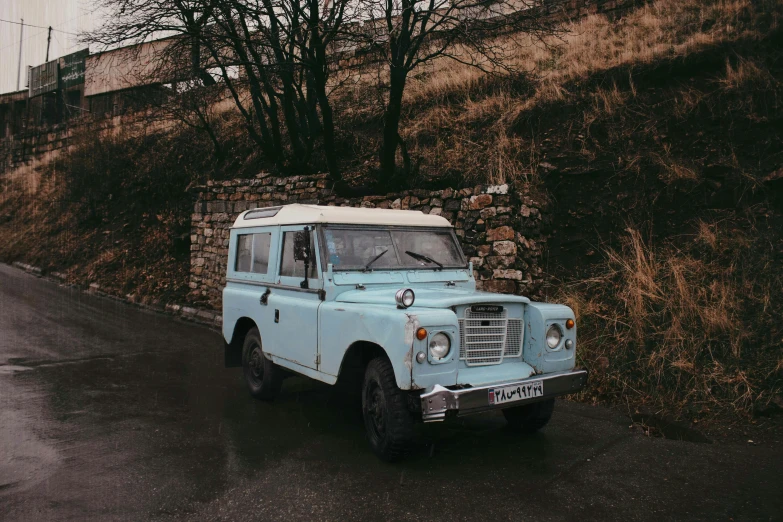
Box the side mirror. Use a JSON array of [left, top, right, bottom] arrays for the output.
[[293, 229, 311, 262]]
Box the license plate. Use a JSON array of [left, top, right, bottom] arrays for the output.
[[471, 304, 503, 314], [488, 381, 544, 405]]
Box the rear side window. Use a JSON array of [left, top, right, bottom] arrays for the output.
[[235, 235, 252, 272], [280, 231, 317, 279], [252, 234, 271, 273], [235, 233, 272, 274]]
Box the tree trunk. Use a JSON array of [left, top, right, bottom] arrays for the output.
[[317, 86, 340, 183], [309, 31, 341, 183], [380, 67, 407, 181]]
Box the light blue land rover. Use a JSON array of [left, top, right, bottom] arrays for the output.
[[222, 204, 587, 460]]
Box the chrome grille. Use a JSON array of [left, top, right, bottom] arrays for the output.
[[505, 318, 523, 357], [459, 308, 523, 366]]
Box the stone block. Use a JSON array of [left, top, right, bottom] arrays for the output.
[[444, 199, 461, 211], [493, 269, 524, 280], [485, 255, 515, 268], [480, 279, 516, 294], [492, 240, 517, 256], [479, 207, 497, 219], [468, 194, 492, 210], [486, 226, 514, 241], [485, 183, 509, 194]]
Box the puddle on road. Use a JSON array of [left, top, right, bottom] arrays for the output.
[[0, 365, 33, 374]]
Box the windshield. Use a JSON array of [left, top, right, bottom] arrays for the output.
[[322, 226, 466, 271]]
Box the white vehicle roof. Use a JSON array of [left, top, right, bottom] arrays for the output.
[[231, 204, 452, 229]]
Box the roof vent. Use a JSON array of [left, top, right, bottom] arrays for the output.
[[244, 207, 282, 220]]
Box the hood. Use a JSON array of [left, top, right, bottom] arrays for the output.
[[334, 287, 530, 309]]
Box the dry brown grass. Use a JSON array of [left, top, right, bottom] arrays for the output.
[[557, 221, 782, 421], [407, 0, 775, 107], [719, 56, 778, 90], [368, 0, 783, 184], [0, 126, 222, 303], [652, 145, 701, 184]]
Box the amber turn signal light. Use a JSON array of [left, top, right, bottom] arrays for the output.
[[416, 328, 428, 340], [566, 319, 575, 330]]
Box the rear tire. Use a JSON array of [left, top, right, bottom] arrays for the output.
[[503, 399, 555, 433], [362, 357, 414, 461], [242, 327, 282, 401]]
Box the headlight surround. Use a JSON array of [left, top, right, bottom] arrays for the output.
[[546, 324, 562, 349], [429, 332, 451, 360], [395, 288, 415, 308]]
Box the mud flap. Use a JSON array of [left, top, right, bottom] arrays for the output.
[[224, 341, 242, 368]]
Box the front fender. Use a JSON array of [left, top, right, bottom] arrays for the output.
[[319, 303, 455, 390], [523, 302, 577, 373]]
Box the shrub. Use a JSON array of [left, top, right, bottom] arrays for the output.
[[558, 220, 783, 422]]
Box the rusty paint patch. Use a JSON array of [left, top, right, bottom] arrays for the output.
[[403, 314, 420, 389], [403, 349, 413, 373], [403, 313, 419, 345]]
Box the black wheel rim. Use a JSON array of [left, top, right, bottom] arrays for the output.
[[365, 380, 386, 440], [247, 344, 264, 386]]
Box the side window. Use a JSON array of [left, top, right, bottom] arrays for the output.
[[235, 232, 272, 274], [235, 234, 252, 272], [252, 233, 271, 274], [280, 231, 317, 279]]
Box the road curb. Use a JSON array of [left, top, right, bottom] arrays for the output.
[[8, 261, 222, 331]]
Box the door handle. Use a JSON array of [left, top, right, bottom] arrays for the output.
[[260, 288, 271, 306]]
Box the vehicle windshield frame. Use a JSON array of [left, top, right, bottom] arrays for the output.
[[317, 224, 468, 272]]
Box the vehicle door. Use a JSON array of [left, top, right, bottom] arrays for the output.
[[265, 225, 322, 370], [226, 227, 279, 351]]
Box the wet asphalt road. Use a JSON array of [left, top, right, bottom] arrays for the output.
[[0, 263, 781, 521]]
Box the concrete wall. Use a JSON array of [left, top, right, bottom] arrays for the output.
[[85, 38, 179, 97], [190, 173, 548, 309]]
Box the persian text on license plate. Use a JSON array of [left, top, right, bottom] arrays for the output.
[[488, 381, 544, 405]]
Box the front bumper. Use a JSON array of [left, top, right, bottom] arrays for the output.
[[419, 369, 588, 422]]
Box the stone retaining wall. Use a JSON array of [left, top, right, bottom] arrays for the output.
[[190, 173, 548, 309], [0, 125, 73, 173]]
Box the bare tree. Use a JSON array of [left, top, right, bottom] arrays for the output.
[[87, 0, 353, 182], [159, 80, 228, 162], [352, 0, 564, 183], [88, 0, 562, 186]]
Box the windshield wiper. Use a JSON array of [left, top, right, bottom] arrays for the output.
[[405, 250, 444, 270], [363, 249, 389, 272]]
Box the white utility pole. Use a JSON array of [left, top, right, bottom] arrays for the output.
[[16, 19, 25, 91]]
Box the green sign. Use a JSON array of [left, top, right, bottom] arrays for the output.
[[59, 49, 89, 89]]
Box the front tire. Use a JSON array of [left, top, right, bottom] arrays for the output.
[[503, 399, 555, 433], [242, 327, 282, 401], [362, 357, 414, 461]]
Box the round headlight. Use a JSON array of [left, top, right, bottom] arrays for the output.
[[429, 333, 451, 360], [546, 325, 562, 349], [395, 288, 415, 308]]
